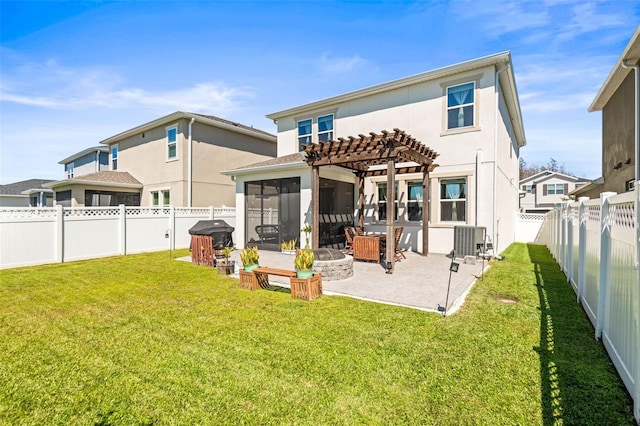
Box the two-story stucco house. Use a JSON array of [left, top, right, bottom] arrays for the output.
[[45, 112, 277, 207], [224, 52, 526, 255], [520, 171, 589, 213], [572, 25, 640, 199]]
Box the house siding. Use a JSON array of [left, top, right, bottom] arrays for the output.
[[601, 71, 636, 194]]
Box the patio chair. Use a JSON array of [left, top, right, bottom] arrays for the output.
[[354, 226, 365, 236], [394, 226, 406, 262], [343, 227, 355, 255]]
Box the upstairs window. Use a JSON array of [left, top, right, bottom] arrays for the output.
[[447, 82, 475, 129], [66, 162, 74, 179], [297, 119, 312, 151], [111, 145, 118, 170], [167, 126, 178, 159], [297, 114, 335, 151], [440, 178, 466, 222], [317, 114, 334, 141], [523, 185, 532, 193]]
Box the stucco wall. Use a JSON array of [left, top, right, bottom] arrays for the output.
[[601, 72, 635, 194], [109, 118, 276, 207]]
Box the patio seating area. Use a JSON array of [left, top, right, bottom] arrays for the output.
[[219, 249, 487, 313]]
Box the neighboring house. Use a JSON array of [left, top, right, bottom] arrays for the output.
[[0, 179, 54, 207], [224, 52, 526, 255], [520, 171, 589, 213], [572, 25, 640, 199], [58, 146, 109, 179], [45, 112, 277, 207]]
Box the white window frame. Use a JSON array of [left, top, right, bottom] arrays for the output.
[[297, 118, 312, 151], [406, 180, 425, 222], [66, 162, 74, 179], [375, 181, 398, 222], [166, 125, 178, 161], [111, 144, 118, 171], [626, 179, 635, 192], [317, 113, 334, 142], [439, 177, 467, 223], [151, 190, 171, 206], [547, 183, 564, 195], [446, 81, 475, 130]]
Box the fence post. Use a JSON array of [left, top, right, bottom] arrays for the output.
[[560, 203, 567, 273], [577, 198, 588, 303], [56, 205, 64, 263], [635, 182, 640, 422], [169, 205, 176, 251], [596, 192, 616, 340], [119, 204, 126, 255], [566, 203, 573, 283], [209, 206, 214, 220]]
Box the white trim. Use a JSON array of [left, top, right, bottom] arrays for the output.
[[111, 144, 119, 171], [166, 124, 179, 161]]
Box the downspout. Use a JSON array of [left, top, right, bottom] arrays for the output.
[[188, 117, 195, 207], [494, 64, 509, 253], [96, 149, 100, 172]]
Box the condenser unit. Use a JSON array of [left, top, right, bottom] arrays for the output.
[[453, 226, 486, 257]]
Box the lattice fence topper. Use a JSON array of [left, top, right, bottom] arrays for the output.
[[517, 213, 546, 221], [175, 207, 210, 216], [0, 207, 58, 219], [586, 205, 601, 222], [609, 202, 635, 230], [63, 207, 120, 217]]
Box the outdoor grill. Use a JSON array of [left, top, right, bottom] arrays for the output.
[[188, 220, 234, 266]]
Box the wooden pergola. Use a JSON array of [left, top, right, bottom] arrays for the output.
[[303, 128, 439, 271]]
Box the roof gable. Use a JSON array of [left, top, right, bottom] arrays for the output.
[[99, 111, 276, 146]]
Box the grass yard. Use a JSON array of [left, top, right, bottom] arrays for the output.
[[0, 243, 634, 424]]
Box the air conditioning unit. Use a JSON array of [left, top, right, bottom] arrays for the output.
[[453, 226, 486, 257]]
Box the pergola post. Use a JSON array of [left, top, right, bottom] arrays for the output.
[[422, 170, 429, 255], [311, 165, 320, 249], [358, 174, 365, 228], [386, 159, 395, 271]]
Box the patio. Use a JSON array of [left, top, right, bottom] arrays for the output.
[[216, 249, 488, 314]]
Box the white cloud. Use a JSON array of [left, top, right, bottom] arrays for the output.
[[318, 53, 367, 74], [0, 57, 254, 115]]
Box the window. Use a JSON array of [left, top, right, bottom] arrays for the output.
[[523, 185, 532, 193], [66, 162, 74, 179], [626, 180, 635, 191], [545, 183, 566, 195], [317, 114, 334, 141], [377, 182, 398, 221], [407, 181, 424, 221], [111, 145, 118, 170], [56, 190, 72, 207], [297, 119, 312, 151], [167, 126, 178, 159], [440, 178, 466, 222], [447, 82, 475, 129], [85, 190, 140, 206], [151, 190, 170, 206], [297, 114, 335, 151]]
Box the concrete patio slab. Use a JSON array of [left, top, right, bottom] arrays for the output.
[[180, 250, 489, 315]]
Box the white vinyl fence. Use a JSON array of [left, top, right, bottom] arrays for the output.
[[0, 205, 236, 269], [536, 191, 639, 423], [515, 212, 546, 242]]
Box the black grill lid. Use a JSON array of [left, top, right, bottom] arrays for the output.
[[188, 220, 234, 236]]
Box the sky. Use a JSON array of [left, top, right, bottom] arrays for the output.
[[1, 0, 639, 184]]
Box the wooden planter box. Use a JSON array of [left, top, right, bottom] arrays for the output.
[[216, 261, 235, 275], [239, 270, 259, 290], [290, 274, 323, 301]]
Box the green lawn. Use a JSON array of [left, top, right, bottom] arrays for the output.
[[0, 244, 634, 425]]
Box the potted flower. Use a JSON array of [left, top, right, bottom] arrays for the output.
[[294, 247, 314, 278], [281, 239, 297, 255], [216, 245, 235, 275], [240, 246, 260, 272]]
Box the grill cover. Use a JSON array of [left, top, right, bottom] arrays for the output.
[[188, 220, 234, 249]]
